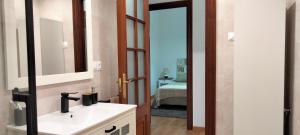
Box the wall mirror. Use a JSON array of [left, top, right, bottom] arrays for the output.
[[3, 0, 94, 90]]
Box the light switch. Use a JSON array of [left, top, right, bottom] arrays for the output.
[[94, 61, 102, 71], [62, 41, 69, 49], [228, 32, 235, 41]]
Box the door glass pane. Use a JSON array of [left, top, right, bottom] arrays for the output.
[[127, 51, 135, 79], [138, 23, 144, 49], [138, 52, 144, 77], [127, 19, 134, 48], [128, 82, 135, 104], [126, 0, 134, 17], [137, 0, 144, 20], [138, 80, 145, 105]]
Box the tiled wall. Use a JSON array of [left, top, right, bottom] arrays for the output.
[[216, 0, 234, 134], [0, 0, 118, 134], [286, 0, 300, 134]]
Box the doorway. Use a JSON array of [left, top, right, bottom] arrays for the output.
[[117, 0, 217, 134], [149, 1, 193, 131]]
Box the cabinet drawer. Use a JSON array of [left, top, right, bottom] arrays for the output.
[[87, 112, 136, 135]]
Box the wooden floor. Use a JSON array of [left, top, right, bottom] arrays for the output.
[[151, 116, 205, 135]]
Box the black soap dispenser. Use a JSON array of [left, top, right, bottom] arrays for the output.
[[82, 93, 92, 106], [91, 87, 98, 104]]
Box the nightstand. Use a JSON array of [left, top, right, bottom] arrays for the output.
[[157, 77, 174, 87]]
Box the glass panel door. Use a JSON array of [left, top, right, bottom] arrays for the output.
[[117, 0, 150, 134], [124, 0, 147, 106]]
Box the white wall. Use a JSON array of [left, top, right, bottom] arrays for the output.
[[150, 8, 187, 95], [192, 0, 205, 127], [149, 0, 206, 127], [234, 0, 286, 135]]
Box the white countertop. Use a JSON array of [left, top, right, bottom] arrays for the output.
[[7, 103, 137, 135]]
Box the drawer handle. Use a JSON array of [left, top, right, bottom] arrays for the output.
[[105, 126, 116, 133]]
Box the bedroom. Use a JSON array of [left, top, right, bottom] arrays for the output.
[[150, 3, 191, 129]]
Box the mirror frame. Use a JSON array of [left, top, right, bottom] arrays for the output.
[[3, 0, 94, 90]]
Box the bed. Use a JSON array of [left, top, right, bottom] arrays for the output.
[[155, 82, 187, 107]]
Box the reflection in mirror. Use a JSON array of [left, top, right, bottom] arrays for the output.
[[16, 0, 87, 77], [14, 0, 28, 77]]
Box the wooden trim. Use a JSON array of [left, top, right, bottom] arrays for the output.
[[117, 0, 127, 103], [73, 0, 87, 72], [134, 0, 139, 106], [149, 0, 193, 130], [149, 1, 190, 11], [187, 0, 193, 130], [128, 77, 146, 81], [127, 48, 146, 52], [144, 1, 151, 134], [126, 15, 146, 24], [205, 0, 217, 134]]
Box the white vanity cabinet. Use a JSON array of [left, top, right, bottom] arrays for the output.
[[7, 103, 137, 135], [82, 110, 136, 135]]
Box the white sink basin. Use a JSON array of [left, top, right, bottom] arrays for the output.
[[7, 103, 136, 135]]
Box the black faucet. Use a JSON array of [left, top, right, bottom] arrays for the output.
[[61, 92, 80, 113]]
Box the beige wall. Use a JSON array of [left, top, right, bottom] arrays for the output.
[[0, 0, 118, 134], [215, 0, 234, 134], [286, 0, 300, 134], [234, 0, 286, 135]]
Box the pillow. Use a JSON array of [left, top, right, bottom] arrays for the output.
[[175, 58, 187, 82], [175, 72, 187, 82]]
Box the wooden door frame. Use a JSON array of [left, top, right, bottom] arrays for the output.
[[150, 0, 217, 134], [73, 0, 87, 72], [149, 0, 193, 130], [205, 0, 217, 134]]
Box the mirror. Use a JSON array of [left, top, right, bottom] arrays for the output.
[[16, 0, 86, 77], [3, 0, 93, 89]]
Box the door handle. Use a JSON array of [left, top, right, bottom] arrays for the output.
[[122, 74, 127, 99], [105, 126, 117, 133], [119, 74, 133, 100], [122, 73, 133, 99], [117, 78, 122, 89]]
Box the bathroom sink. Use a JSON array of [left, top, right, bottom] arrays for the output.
[[7, 103, 136, 135]]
